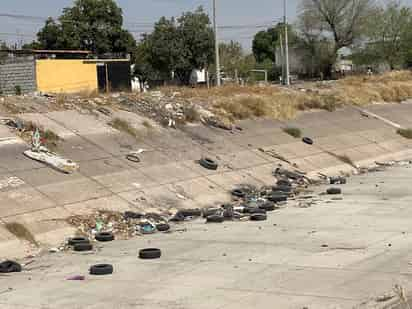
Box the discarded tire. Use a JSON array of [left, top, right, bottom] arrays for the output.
[[126, 153, 140, 163], [139, 248, 162, 259], [302, 137, 314, 145], [244, 207, 267, 214], [179, 209, 202, 217], [95, 232, 115, 242], [258, 202, 277, 211], [89, 264, 113, 275], [202, 208, 220, 217], [0, 260, 22, 273], [231, 188, 246, 198], [124, 211, 143, 219], [199, 157, 218, 170], [273, 185, 292, 193], [326, 187, 342, 195], [250, 214, 267, 221], [156, 223, 170, 232], [277, 179, 291, 187], [267, 194, 288, 203], [206, 215, 224, 223], [330, 176, 347, 185], [68, 237, 90, 246], [73, 243, 93, 252]]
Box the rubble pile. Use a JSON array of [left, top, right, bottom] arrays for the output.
[[66, 210, 170, 240]]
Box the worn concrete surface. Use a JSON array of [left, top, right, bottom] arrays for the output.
[[1, 102, 412, 265], [1, 166, 412, 308]]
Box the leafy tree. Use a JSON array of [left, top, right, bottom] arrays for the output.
[[362, 1, 412, 69], [252, 23, 298, 64], [137, 7, 214, 85], [219, 41, 255, 79], [300, 0, 374, 76], [29, 0, 136, 55]]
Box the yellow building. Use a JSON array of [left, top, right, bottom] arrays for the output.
[[36, 59, 98, 93]]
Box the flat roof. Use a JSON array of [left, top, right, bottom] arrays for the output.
[[0, 49, 92, 54]]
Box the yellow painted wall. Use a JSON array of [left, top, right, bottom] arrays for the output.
[[36, 60, 97, 93]]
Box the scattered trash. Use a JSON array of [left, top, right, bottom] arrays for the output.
[[199, 157, 218, 170], [139, 248, 162, 259], [140, 221, 156, 234], [89, 264, 113, 275], [0, 260, 22, 273], [329, 176, 347, 185], [66, 275, 86, 281]]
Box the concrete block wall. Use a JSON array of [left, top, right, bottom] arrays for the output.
[[0, 59, 37, 94]]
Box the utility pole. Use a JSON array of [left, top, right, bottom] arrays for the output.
[[279, 33, 284, 84], [283, 0, 290, 86], [213, 0, 221, 86]]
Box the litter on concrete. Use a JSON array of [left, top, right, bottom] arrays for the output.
[[23, 129, 79, 174]]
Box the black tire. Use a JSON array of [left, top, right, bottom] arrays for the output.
[[0, 260, 22, 273], [245, 207, 267, 214], [124, 211, 143, 219], [68, 237, 90, 246], [169, 212, 186, 222], [126, 154, 140, 163], [273, 185, 292, 193], [73, 243, 93, 252], [258, 202, 276, 211], [302, 137, 314, 145], [89, 264, 113, 275], [277, 179, 291, 187], [95, 232, 115, 242], [202, 208, 220, 218], [206, 215, 224, 223], [330, 176, 347, 185], [199, 157, 218, 170], [156, 223, 170, 232], [267, 194, 288, 203], [179, 209, 202, 217], [231, 188, 246, 198], [139, 248, 162, 259], [327, 187, 342, 195], [250, 213, 267, 221]]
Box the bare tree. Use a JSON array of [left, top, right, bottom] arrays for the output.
[[299, 0, 374, 75]]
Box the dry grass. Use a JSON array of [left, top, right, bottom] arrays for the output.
[[5, 222, 38, 246], [397, 128, 412, 139], [283, 127, 302, 138], [109, 118, 142, 139], [157, 70, 412, 123]]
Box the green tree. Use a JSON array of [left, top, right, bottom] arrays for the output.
[[219, 40, 255, 79], [300, 0, 374, 77], [30, 0, 136, 55], [252, 23, 298, 63], [138, 7, 214, 85], [361, 1, 412, 69]]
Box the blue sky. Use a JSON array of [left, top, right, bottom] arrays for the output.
[[1, 0, 412, 50], [0, 0, 302, 49]]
